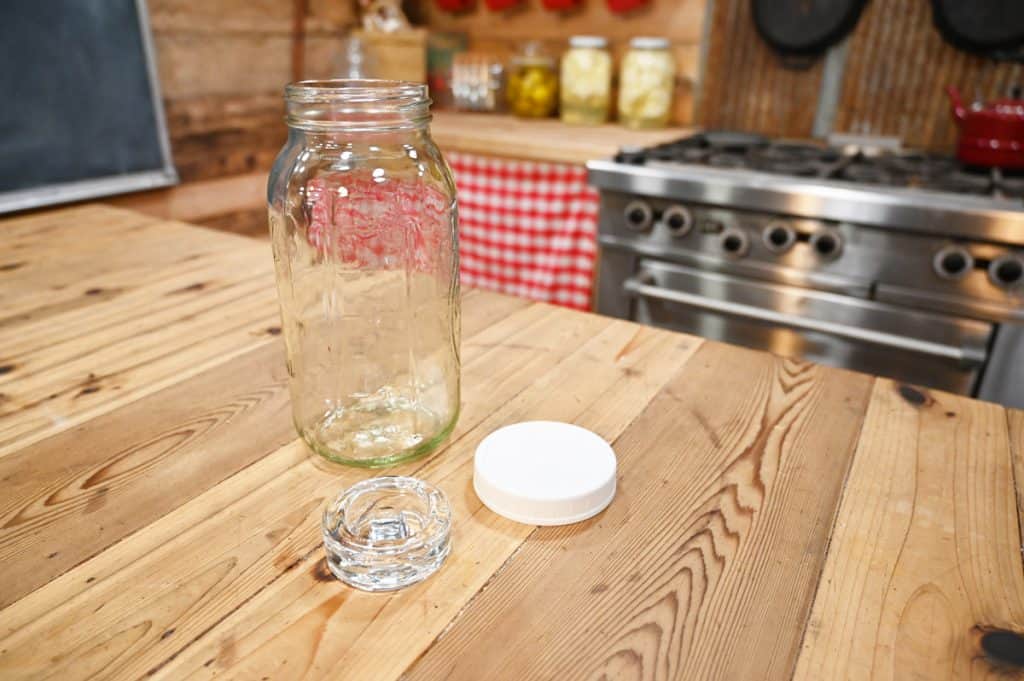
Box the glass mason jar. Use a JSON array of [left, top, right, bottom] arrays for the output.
[[506, 42, 558, 118], [618, 37, 676, 129], [268, 80, 460, 467], [560, 36, 612, 125]]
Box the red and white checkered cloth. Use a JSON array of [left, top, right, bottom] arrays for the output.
[[448, 151, 599, 311]]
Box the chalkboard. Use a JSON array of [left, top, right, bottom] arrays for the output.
[[0, 0, 177, 214]]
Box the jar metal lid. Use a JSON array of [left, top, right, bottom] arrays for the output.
[[630, 36, 671, 50], [569, 35, 609, 49]]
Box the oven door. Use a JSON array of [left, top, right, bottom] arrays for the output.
[[625, 259, 993, 396]]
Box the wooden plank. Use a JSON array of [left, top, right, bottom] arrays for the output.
[[150, 318, 700, 681], [0, 312, 700, 681], [834, 0, 1024, 151], [104, 172, 268, 226], [699, 0, 824, 138], [0, 341, 293, 609], [0, 288, 530, 637], [155, 33, 292, 100], [1010, 410, 1024, 537], [404, 343, 875, 680], [793, 381, 1024, 680], [149, 0, 293, 33]]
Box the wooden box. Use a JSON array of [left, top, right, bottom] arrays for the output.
[[352, 28, 427, 83]]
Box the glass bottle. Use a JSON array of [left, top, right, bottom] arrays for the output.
[[618, 37, 676, 129], [560, 36, 612, 125], [268, 80, 460, 467]]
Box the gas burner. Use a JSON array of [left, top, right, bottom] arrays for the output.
[[880, 151, 959, 178], [703, 131, 770, 153], [839, 162, 893, 185], [995, 170, 1024, 199], [925, 170, 993, 195], [708, 153, 749, 168], [751, 143, 840, 176], [611, 132, 1018, 200]]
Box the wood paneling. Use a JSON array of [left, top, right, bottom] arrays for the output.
[[700, 0, 823, 138], [834, 0, 1024, 150], [149, 0, 355, 182]]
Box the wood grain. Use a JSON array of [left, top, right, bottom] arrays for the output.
[[0, 306, 700, 680], [2, 205, 1022, 681], [0, 206, 279, 455], [834, 0, 1024, 151], [793, 382, 1024, 680], [699, 0, 824, 138], [405, 343, 874, 680]]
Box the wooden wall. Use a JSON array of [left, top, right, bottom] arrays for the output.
[[149, 0, 1024, 183], [149, 0, 355, 182], [419, 0, 708, 125], [700, 0, 1024, 149]]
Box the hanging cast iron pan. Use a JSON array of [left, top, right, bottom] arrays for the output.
[[931, 0, 1024, 59], [752, 0, 869, 67]]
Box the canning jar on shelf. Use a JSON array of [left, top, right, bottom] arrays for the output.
[[267, 80, 460, 467], [560, 35, 612, 125], [618, 37, 676, 129], [506, 42, 558, 118]]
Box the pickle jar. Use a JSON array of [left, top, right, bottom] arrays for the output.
[[560, 36, 612, 125], [506, 42, 558, 118], [618, 37, 676, 129], [267, 80, 460, 467]]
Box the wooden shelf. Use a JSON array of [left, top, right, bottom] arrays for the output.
[[431, 111, 694, 165]]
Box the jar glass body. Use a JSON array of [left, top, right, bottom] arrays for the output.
[[560, 45, 612, 125], [618, 47, 675, 129], [267, 80, 460, 467]]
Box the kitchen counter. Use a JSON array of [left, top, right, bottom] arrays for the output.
[[1, 205, 1022, 680], [431, 111, 694, 164]]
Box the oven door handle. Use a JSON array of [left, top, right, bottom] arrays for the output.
[[623, 276, 987, 366]]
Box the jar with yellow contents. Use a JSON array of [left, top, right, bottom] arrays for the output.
[[560, 36, 612, 125], [506, 42, 558, 118], [618, 37, 676, 129]]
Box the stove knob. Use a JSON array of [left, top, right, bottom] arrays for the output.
[[623, 200, 653, 232], [720, 228, 750, 258], [663, 205, 693, 237], [932, 246, 974, 280], [988, 254, 1024, 289], [762, 222, 797, 253], [810, 231, 843, 260]]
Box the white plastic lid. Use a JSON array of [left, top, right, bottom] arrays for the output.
[[473, 421, 617, 526], [630, 36, 670, 50], [569, 35, 609, 49]]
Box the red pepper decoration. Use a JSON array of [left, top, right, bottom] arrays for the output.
[[606, 0, 650, 14]]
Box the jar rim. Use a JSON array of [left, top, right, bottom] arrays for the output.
[[285, 79, 428, 105], [284, 79, 431, 131]]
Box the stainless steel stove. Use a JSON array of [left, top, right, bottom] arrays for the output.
[[588, 132, 1024, 407]]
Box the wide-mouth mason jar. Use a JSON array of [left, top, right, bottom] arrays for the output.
[[267, 80, 460, 467]]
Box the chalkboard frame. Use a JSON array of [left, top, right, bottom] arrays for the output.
[[0, 0, 178, 214]]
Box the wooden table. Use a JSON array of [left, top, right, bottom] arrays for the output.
[[1, 205, 1023, 680]]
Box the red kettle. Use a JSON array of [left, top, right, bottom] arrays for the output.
[[946, 86, 1024, 169]]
